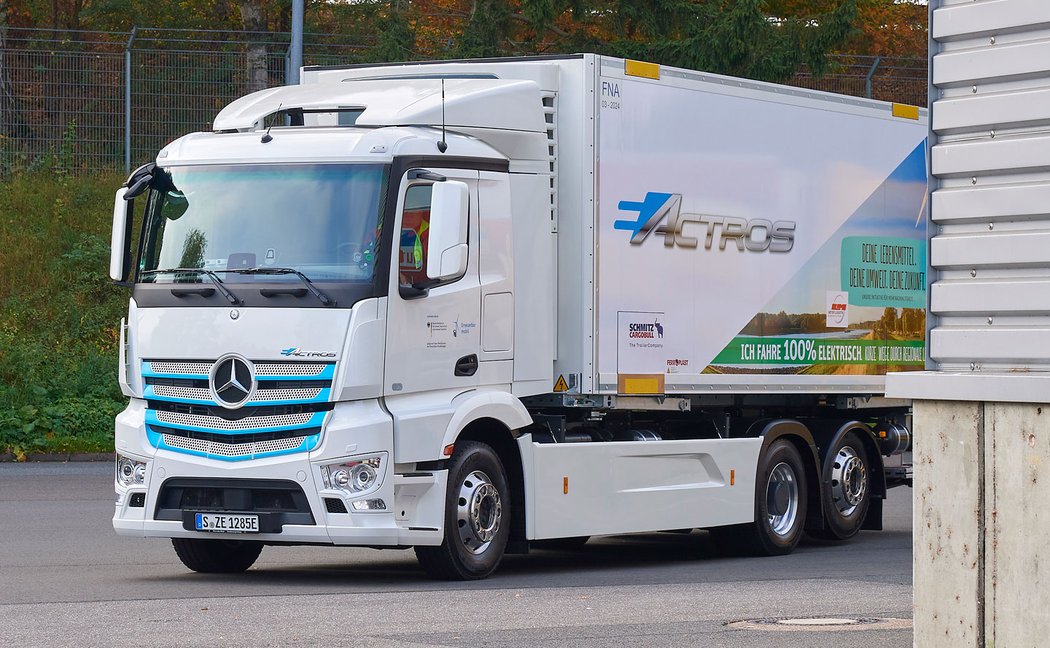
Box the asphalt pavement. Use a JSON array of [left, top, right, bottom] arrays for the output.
[[0, 461, 912, 647]]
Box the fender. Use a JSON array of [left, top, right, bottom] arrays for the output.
[[808, 420, 886, 499], [439, 389, 533, 455]]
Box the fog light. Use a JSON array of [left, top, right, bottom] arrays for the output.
[[352, 498, 386, 511]]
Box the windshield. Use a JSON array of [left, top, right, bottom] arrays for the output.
[[138, 164, 388, 283]]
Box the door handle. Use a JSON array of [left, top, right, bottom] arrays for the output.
[[455, 354, 478, 377]]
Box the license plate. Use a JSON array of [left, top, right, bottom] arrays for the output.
[[194, 513, 259, 534]]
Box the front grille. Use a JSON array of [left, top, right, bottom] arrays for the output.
[[254, 363, 330, 377], [155, 409, 315, 430], [143, 358, 334, 459], [148, 360, 329, 377], [162, 433, 309, 457], [148, 361, 212, 376], [150, 384, 324, 403]]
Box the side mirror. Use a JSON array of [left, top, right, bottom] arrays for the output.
[[110, 187, 130, 281], [426, 180, 469, 282]]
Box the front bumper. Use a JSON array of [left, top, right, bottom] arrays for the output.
[[112, 399, 446, 546]]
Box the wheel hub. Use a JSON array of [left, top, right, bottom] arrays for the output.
[[766, 462, 799, 537], [830, 446, 867, 515], [456, 470, 502, 554]]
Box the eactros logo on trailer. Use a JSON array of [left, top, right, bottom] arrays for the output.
[[614, 192, 796, 252]]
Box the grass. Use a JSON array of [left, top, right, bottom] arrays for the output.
[[0, 169, 128, 459]]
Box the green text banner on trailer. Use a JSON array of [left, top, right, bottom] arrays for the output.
[[596, 69, 928, 391]]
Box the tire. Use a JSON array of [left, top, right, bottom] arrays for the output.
[[171, 537, 263, 573], [810, 432, 871, 541], [415, 440, 511, 580], [532, 536, 590, 551], [712, 438, 808, 556]]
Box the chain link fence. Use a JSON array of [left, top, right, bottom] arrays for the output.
[[1, 28, 928, 174], [789, 55, 927, 108]]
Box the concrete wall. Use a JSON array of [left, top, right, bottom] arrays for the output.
[[914, 400, 1050, 646]]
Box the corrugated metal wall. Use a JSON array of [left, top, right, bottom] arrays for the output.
[[929, 0, 1050, 372]]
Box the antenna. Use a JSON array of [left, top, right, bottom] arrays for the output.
[[437, 79, 448, 153], [261, 103, 283, 144]]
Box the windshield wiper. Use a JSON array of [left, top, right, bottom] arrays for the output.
[[140, 268, 241, 305], [222, 267, 335, 306]]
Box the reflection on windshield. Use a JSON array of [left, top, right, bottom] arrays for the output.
[[138, 164, 388, 283]]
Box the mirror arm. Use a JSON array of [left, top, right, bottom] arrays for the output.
[[407, 169, 446, 182], [120, 197, 135, 282]]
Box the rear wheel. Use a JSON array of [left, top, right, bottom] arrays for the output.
[[712, 438, 808, 556], [415, 441, 511, 580], [172, 538, 263, 573], [811, 432, 870, 540]]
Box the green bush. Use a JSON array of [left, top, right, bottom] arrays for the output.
[[0, 170, 127, 457]]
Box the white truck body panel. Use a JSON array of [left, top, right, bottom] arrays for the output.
[[520, 436, 762, 539]]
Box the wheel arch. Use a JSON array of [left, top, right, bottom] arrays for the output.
[[807, 419, 886, 532], [453, 417, 528, 553], [808, 420, 887, 499], [439, 392, 530, 553]]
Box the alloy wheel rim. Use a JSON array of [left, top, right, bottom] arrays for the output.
[[766, 461, 799, 537], [830, 446, 867, 516], [456, 470, 502, 555]]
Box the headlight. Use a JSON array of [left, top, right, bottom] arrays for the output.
[[116, 455, 147, 487], [322, 455, 384, 495]]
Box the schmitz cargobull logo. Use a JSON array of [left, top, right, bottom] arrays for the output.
[[614, 192, 795, 252]]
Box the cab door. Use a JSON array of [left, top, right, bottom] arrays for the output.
[[383, 168, 481, 398]]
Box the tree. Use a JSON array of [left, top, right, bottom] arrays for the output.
[[238, 0, 268, 92], [849, 0, 926, 58], [455, 0, 513, 58], [409, 0, 858, 83], [602, 0, 858, 83], [365, 3, 416, 63]]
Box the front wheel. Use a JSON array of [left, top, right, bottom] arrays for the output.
[[712, 438, 808, 556], [172, 538, 263, 573], [415, 440, 511, 580]]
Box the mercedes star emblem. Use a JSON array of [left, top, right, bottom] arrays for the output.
[[210, 355, 254, 408]]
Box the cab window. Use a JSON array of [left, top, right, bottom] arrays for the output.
[[399, 184, 432, 289]]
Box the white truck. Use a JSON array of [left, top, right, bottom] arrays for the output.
[[109, 54, 926, 579]]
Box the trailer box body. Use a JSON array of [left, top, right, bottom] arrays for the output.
[[308, 56, 930, 396]]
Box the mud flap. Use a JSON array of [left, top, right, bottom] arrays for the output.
[[861, 496, 883, 531]]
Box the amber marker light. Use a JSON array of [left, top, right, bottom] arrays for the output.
[[563, 477, 569, 494]]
